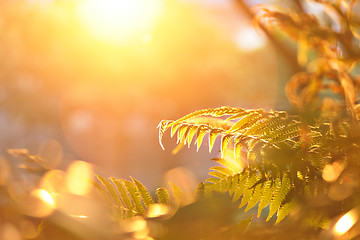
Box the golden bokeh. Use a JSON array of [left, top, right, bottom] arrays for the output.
[[77, 0, 164, 44], [322, 160, 345, 182], [40, 169, 68, 195], [66, 161, 93, 196], [146, 203, 170, 218], [334, 209, 358, 236]]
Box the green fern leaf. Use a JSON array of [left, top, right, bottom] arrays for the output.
[[233, 171, 249, 202], [234, 141, 244, 160], [205, 177, 220, 184], [170, 122, 181, 138], [225, 110, 248, 121], [212, 158, 242, 173], [177, 124, 190, 144], [226, 112, 262, 133], [210, 166, 234, 176], [245, 177, 264, 212], [169, 182, 183, 205], [208, 170, 228, 179], [131, 177, 154, 208], [157, 120, 171, 150], [168, 107, 244, 127], [275, 199, 297, 224], [111, 178, 135, 212], [209, 129, 222, 153], [267, 175, 291, 221], [257, 180, 274, 217], [239, 173, 257, 208], [123, 180, 146, 215], [219, 178, 229, 192], [156, 188, 171, 205], [187, 125, 198, 147], [247, 141, 266, 164], [92, 180, 112, 203], [220, 134, 232, 158], [245, 114, 288, 136], [265, 121, 301, 142], [272, 127, 301, 142], [96, 175, 122, 207], [195, 125, 209, 151], [229, 174, 240, 196]]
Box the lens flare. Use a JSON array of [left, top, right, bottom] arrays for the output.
[[77, 0, 164, 43]]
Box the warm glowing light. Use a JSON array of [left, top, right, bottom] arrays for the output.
[[124, 217, 149, 239], [335, 209, 358, 235], [77, 0, 163, 43], [40, 169, 67, 194], [146, 204, 170, 218], [322, 164, 338, 182], [70, 214, 89, 219], [235, 27, 266, 52], [66, 161, 93, 196], [164, 167, 197, 206], [32, 189, 55, 207], [322, 161, 345, 182]]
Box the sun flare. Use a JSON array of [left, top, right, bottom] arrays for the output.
[[77, 0, 164, 43]]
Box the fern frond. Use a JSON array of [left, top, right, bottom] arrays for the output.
[[167, 106, 245, 127], [158, 107, 302, 163], [177, 124, 190, 144], [208, 170, 228, 179], [212, 158, 242, 173], [209, 129, 223, 153], [232, 171, 249, 202], [96, 175, 180, 220], [131, 177, 154, 207], [96, 175, 123, 208], [221, 134, 232, 157], [245, 114, 289, 136], [123, 180, 146, 215], [275, 199, 297, 224], [245, 177, 265, 212], [239, 173, 257, 208], [229, 174, 240, 196], [226, 111, 264, 134], [257, 180, 274, 217], [111, 178, 135, 212], [187, 125, 198, 147], [209, 166, 234, 176], [205, 177, 221, 184], [171, 122, 181, 138], [267, 175, 291, 221], [195, 125, 210, 151], [169, 182, 183, 205], [156, 188, 171, 205]]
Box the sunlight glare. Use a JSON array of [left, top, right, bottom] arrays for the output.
[[235, 27, 266, 52], [77, 0, 164, 43], [146, 203, 170, 218], [32, 189, 55, 207], [334, 209, 358, 236]]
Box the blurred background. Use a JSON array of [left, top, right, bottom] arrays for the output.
[[0, 0, 286, 189]]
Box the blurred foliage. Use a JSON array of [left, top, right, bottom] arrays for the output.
[[1, 0, 360, 240]]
